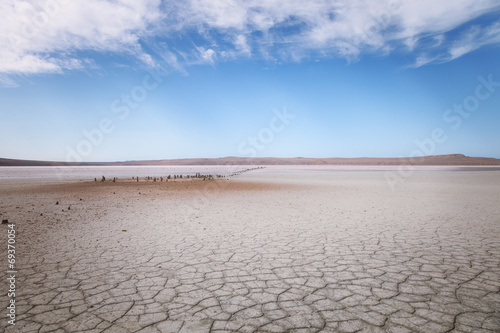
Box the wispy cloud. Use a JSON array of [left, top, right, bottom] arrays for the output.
[[195, 45, 217, 65], [165, 0, 500, 64], [408, 21, 500, 67], [410, 55, 438, 68], [449, 22, 500, 60], [1, 0, 500, 85]]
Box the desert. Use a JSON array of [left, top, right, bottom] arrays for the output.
[[1, 165, 499, 332]]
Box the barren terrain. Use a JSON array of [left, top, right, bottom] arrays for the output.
[[1, 167, 499, 332]]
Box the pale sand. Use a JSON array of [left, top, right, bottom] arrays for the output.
[[1, 168, 499, 332]]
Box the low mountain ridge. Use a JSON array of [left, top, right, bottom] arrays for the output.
[[1, 154, 500, 166]]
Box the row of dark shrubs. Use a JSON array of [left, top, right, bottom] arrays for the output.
[[94, 174, 221, 182], [94, 166, 265, 182]]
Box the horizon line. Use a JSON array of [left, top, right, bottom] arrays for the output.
[[2, 154, 500, 167]]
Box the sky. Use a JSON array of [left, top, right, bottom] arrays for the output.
[[1, 0, 500, 162]]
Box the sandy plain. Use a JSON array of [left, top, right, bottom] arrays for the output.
[[1, 166, 499, 332]]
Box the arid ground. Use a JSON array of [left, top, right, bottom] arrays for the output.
[[1, 167, 499, 332]]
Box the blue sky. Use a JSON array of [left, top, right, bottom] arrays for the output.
[[1, 0, 500, 162]]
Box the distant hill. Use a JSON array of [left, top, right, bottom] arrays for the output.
[[1, 154, 500, 166]]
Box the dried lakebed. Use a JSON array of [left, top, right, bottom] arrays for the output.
[[0, 168, 499, 332]]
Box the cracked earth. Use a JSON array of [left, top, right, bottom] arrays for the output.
[[1, 168, 499, 332]]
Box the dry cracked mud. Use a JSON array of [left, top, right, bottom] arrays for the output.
[[1, 169, 499, 332]]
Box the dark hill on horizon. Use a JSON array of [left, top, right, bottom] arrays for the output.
[[1, 154, 500, 167]]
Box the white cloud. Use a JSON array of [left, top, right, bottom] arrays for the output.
[[407, 55, 437, 69], [408, 21, 500, 67], [449, 22, 500, 60], [450, 43, 477, 60], [165, 0, 500, 64], [197, 47, 217, 65], [0, 0, 162, 78], [1, 0, 500, 85], [139, 53, 159, 68], [234, 34, 251, 56]]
